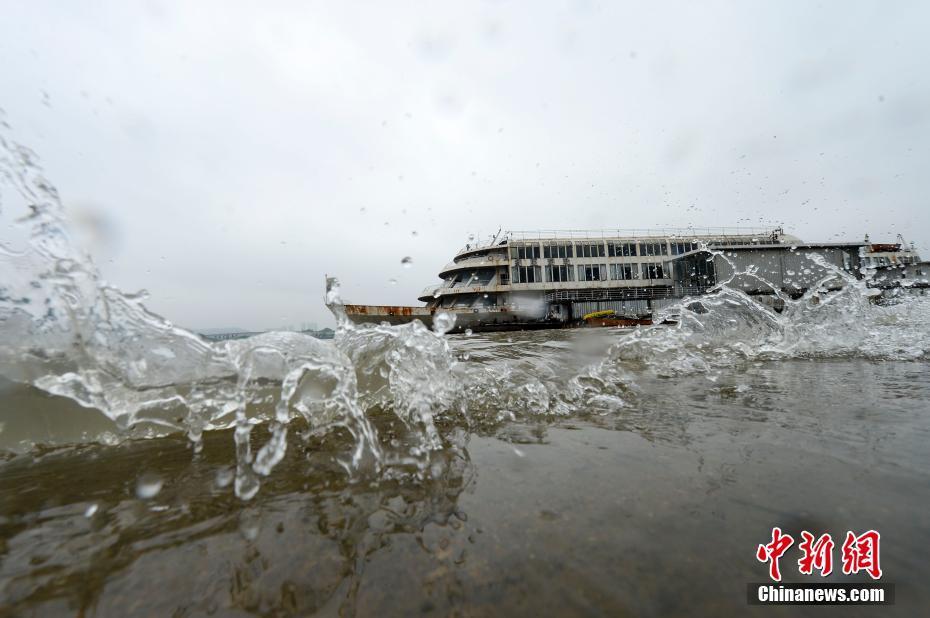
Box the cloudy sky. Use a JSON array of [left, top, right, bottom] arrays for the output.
[[1, 1, 928, 330]]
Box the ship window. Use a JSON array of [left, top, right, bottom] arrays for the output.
[[641, 263, 669, 279], [543, 244, 572, 259], [544, 244, 570, 259], [513, 265, 541, 283], [472, 270, 494, 285], [610, 263, 636, 280], [575, 243, 605, 258], [608, 242, 637, 257], [640, 242, 669, 256], [546, 264, 573, 282], [516, 245, 541, 260], [685, 257, 714, 282], [577, 264, 606, 281]]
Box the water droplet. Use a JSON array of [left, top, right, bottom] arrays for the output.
[[239, 510, 261, 541], [85, 503, 98, 518], [401, 256, 413, 268], [464, 328, 473, 336], [411, 230, 418, 237], [215, 467, 234, 488], [433, 311, 456, 335], [359, 206, 367, 213], [388, 278, 398, 285], [136, 473, 163, 499]]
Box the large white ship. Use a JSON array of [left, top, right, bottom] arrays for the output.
[[338, 227, 927, 333]]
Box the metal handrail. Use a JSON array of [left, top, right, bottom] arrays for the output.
[[458, 227, 783, 253]]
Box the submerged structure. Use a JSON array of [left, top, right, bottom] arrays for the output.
[[341, 228, 927, 333]]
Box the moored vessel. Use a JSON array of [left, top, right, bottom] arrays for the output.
[[336, 227, 928, 333]]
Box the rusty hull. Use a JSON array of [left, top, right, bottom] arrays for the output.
[[344, 304, 433, 317], [343, 304, 435, 327]]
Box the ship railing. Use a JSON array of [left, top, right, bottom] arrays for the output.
[[544, 284, 714, 302], [420, 284, 441, 298], [505, 226, 782, 243], [454, 227, 783, 255]]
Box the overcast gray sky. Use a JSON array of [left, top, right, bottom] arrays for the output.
[[1, 1, 928, 330]]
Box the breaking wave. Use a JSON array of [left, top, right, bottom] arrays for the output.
[[2, 120, 929, 498]]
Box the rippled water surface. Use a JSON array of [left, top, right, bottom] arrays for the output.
[[2, 329, 929, 617]]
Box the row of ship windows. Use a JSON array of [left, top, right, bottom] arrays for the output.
[[512, 241, 700, 260], [512, 263, 670, 283]]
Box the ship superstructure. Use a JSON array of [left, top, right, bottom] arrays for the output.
[[340, 227, 927, 332]]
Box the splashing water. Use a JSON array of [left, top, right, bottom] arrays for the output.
[[0, 122, 440, 498], [1, 120, 929, 501]]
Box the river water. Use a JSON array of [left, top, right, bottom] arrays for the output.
[[2, 128, 930, 615], [2, 320, 930, 616]]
